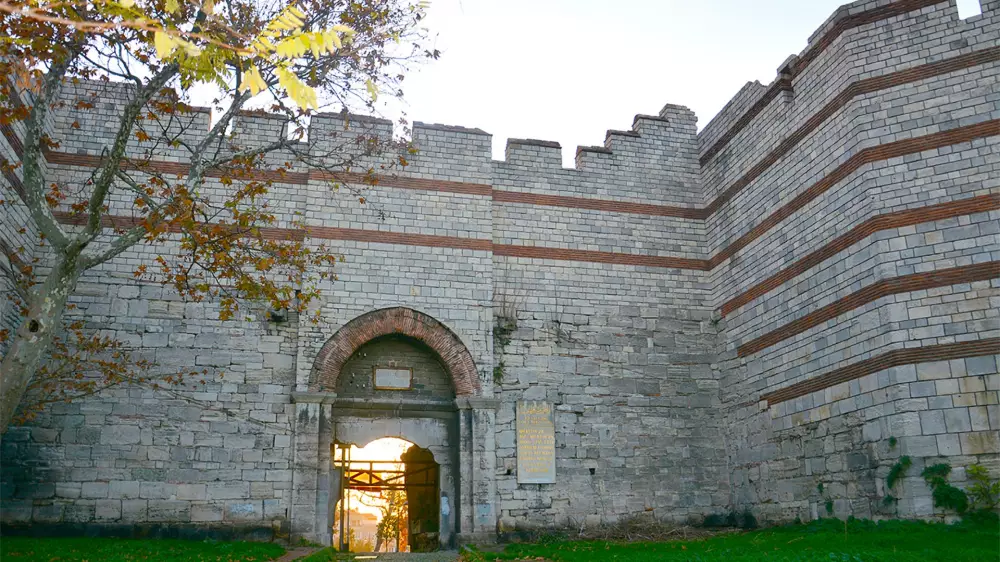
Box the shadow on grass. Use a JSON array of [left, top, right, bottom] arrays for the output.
[[462, 516, 1000, 562], [0, 536, 287, 561]]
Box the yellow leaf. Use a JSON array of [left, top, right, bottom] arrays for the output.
[[240, 65, 267, 96], [120, 0, 135, 7], [154, 31, 177, 59], [299, 34, 313, 54], [271, 9, 304, 31], [165, 0, 179, 13], [365, 78, 378, 102], [202, 0, 214, 14], [327, 31, 341, 50], [277, 67, 317, 109], [251, 36, 276, 53], [275, 35, 307, 58], [179, 38, 201, 57]]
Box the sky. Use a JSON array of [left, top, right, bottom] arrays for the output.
[[379, 0, 982, 167], [384, 0, 850, 166], [337, 437, 413, 517]]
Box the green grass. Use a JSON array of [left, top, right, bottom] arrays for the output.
[[0, 536, 287, 561], [464, 518, 1000, 561], [297, 547, 338, 561]]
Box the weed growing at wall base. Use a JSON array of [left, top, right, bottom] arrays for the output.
[[922, 463, 969, 514], [461, 518, 1000, 561]]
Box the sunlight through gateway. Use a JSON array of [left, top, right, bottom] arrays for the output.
[[332, 437, 441, 553]]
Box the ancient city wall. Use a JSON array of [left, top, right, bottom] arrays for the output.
[[0, 0, 997, 542], [490, 105, 726, 530], [704, 0, 999, 520]]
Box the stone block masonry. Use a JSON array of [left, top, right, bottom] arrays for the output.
[[1, 0, 998, 543]]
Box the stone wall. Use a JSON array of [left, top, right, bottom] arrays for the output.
[[337, 336, 455, 400], [706, 0, 1000, 521], [489, 107, 726, 529], [1, 0, 997, 542]]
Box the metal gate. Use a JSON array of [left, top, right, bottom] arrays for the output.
[[332, 445, 438, 552]]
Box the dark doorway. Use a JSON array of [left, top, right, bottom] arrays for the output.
[[401, 445, 440, 552]]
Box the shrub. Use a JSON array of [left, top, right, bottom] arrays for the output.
[[702, 513, 728, 528], [701, 509, 757, 530], [739, 509, 758, 530], [921, 463, 968, 514], [966, 464, 1000, 511], [886, 456, 911, 489]]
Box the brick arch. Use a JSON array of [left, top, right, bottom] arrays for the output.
[[310, 307, 481, 396]]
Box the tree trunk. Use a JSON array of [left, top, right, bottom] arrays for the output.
[[0, 250, 81, 434]]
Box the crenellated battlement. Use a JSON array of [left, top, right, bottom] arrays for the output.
[[33, 0, 999, 206], [17, 0, 996, 228]]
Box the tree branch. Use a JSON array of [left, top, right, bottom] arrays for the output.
[[205, 136, 294, 169], [194, 90, 251, 157], [84, 63, 179, 240], [79, 218, 149, 270], [19, 52, 80, 250]]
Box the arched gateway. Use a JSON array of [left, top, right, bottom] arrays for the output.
[[309, 307, 482, 395], [289, 308, 498, 548]]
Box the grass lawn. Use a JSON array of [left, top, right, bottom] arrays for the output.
[[296, 547, 338, 561], [0, 536, 287, 561], [463, 518, 1000, 561]]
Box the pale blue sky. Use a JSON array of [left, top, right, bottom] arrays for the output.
[[383, 0, 981, 166], [393, 0, 846, 165]]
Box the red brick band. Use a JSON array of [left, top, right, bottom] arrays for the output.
[[304, 225, 492, 251], [2, 167, 24, 199], [52, 211, 491, 252], [699, 0, 950, 166], [491, 190, 705, 220], [703, 48, 1000, 214], [738, 261, 1000, 357], [707, 119, 1000, 269], [49, 122, 998, 274], [48, 120, 998, 270], [15, 47, 994, 230], [43, 150, 494, 196], [1, 121, 26, 198], [310, 307, 481, 395], [55, 207, 710, 269], [312, 170, 492, 196], [721, 194, 1000, 316], [760, 338, 1000, 407], [492, 244, 709, 271]]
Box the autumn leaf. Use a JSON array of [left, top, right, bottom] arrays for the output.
[[240, 65, 267, 96]]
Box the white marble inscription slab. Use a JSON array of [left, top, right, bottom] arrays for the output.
[[374, 367, 412, 390]]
